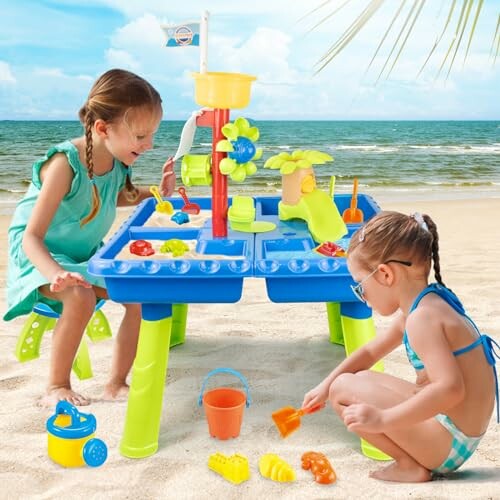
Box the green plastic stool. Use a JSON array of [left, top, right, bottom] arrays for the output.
[[15, 300, 112, 381]]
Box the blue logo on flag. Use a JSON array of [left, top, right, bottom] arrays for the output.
[[163, 23, 200, 47]]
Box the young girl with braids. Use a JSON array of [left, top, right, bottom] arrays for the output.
[[4, 69, 176, 407], [302, 211, 499, 482]]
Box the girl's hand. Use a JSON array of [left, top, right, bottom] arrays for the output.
[[50, 270, 92, 293], [302, 380, 331, 411], [342, 403, 386, 433], [159, 157, 176, 197]]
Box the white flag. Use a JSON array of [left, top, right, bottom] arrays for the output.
[[162, 22, 200, 47]]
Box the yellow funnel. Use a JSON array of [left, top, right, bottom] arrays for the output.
[[192, 72, 256, 109]]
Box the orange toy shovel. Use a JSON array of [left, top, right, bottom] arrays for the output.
[[272, 404, 324, 438], [342, 177, 364, 223]]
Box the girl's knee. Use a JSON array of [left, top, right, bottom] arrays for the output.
[[329, 373, 356, 402], [61, 287, 96, 314], [356, 369, 374, 381]]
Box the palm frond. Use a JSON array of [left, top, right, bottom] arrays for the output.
[[495, 26, 500, 66], [296, 0, 332, 23], [364, 1, 408, 79], [385, 0, 426, 82], [315, 0, 385, 73], [309, 0, 498, 81], [491, 14, 500, 65], [444, 0, 474, 80], [463, 0, 483, 66], [417, 0, 457, 77], [374, 0, 418, 82], [305, 0, 353, 35], [435, 0, 469, 80]]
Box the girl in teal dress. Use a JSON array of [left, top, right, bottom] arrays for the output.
[[4, 69, 176, 407]]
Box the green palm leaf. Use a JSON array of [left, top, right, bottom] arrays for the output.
[[376, 0, 424, 83], [315, 0, 384, 74], [385, 0, 426, 81], [417, 0, 457, 77], [463, 0, 484, 66], [445, 0, 475, 80], [489, 14, 499, 64], [307, 0, 498, 80], [364, 0, 408, 79]]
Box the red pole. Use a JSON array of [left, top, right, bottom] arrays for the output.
[[211, 108, 230, 237]]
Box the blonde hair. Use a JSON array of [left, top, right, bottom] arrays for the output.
[[348, 211, 445, 286], [78, 69, 162, 225]]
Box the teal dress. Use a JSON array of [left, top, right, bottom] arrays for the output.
[[4, 141, 129, 320]]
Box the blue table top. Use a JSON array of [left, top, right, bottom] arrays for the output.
[[88, 194, 380, 305]]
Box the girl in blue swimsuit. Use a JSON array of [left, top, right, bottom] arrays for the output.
[[303, 211, 498, 482]]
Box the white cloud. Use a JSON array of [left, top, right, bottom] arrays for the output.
[[1, 2, 498, 119], [34, 68, 66, 78], [92, 4, 499, 120], [107, 14, 194, 72], [0, 61, 16, 83], [213, 27, 298, 84], [105, 48, 140, 70], [33, 67, 94, 82], [86, 0, 303, 22], [110, 12, 165, 48], [106, 14, 297, 80]]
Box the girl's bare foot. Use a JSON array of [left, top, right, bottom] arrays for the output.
[[369, 460, 431, 483], [38, 386, 90, 407], [103, 381, 129, 401]]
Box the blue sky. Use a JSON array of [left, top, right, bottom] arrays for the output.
[[1, 0, 499, 120]]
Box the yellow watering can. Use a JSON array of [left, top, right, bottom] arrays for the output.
[[46, 401, 107, 467]]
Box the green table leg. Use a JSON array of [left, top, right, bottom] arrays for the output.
[[170, 304, 188, 348], [326, 302, 344, 345], [340, 304, 391, 461], [120, 304, 172, 458], [340, 315, 384, 372]]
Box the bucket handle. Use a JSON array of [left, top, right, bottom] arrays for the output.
[[55, 400, 81, 426], [198, 368, 251, 408]]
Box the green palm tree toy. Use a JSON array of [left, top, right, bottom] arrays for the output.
[[264, 150, 347, 243]]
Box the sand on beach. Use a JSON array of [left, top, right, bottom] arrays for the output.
[[1, 197, 499, 500]]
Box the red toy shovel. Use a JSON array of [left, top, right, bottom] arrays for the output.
[[178, 187, 201, 214]]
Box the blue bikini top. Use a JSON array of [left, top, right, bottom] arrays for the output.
[[403, 283, 500, 422]]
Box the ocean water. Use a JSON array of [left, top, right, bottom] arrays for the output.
[[0, 120, 499, 207]]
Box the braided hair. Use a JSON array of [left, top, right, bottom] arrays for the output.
[[77, 69, 162, 225]]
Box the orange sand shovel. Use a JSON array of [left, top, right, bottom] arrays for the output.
[[342, 177, 364, 223], [272, 404, 324, 438]]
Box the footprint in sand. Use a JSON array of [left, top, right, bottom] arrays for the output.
[[0, 375, 31, 391]]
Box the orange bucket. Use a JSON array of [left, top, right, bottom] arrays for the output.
[[198, 368, 251, 440]]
